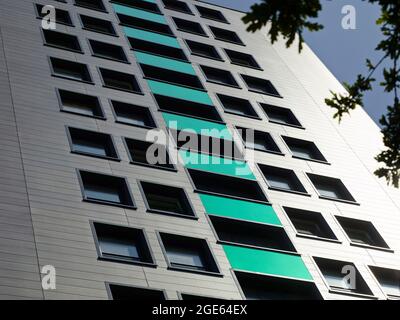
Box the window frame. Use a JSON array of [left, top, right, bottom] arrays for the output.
[[259, 103, 304, 129], [216, 94, 260, 120], [184, 39, 224, 62], [110, 0, 161, 14], [161, 0, 194, 15], [240, 74, 282, 98], [98, 67, 143, 94], [282, 136, 329, 164], [200, 65, 241, 89], [88, 39, 130, 64], [35, 3, 74, 27], [117, 12, 175, 37], [171, 16, 209, 38], [195, 5, 229, 24], [223, 49, 262, 70], [235, 126, 283, 156], [41, 29, 83, 54], [49, 56, 94, 84], [106, 282, 167, 300], [110, 99, 157, 129], [74, 0, 108, 13], [209, 26, 244, 46], [79, 14, 118, 37], [369, 266, 400, 300]]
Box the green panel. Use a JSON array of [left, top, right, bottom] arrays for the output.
[[123, 27, 180, 48], [199, 194, 281, 226], [223, 245, 312, 281], [135, 52, 195, 75], [113, 4, 166, 24], [162, 113, 232, 140], [179, 150, 255, 180], [147, 80, 213, 106]]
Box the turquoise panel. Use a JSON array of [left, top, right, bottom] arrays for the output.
[[123, 27, 180, 48], [179, 150, 255, 180], [162, 113, 232, 140], [113, 4, 166, 24], [135, 52, 195, 75], [223, 245, 313, 281], [147, 80, 213, 106], [199, 193, 281, 226]]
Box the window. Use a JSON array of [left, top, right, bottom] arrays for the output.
[[260, 103, 303, 128], [74, 0, 106, 12], [201, 66, 239, 88], [57, 89, 104, 118], [284, 207, 338, 241], [129, 38, 188, 61], [224, 49, 261, 69], [162, 0, 193, 14], [99, 68, 141, 93], [140, 181, 195, 218], [180, 294, 222, 301], [78, 171, 135, 208], [185, 40, 222, 61], [67, 127, 119, 160], [307, 173, 357, 203], [336, 216, 390, 249], [117, 13, 174, 36], [107, 284, 166, 300], [172, 17, 207, 37], [159, 233, 220, 275], [111, 0, 161, 14], [141, 64, 204, 90], [154, 95, 223, 123], [92, 222, 154, 265], [196, 5, 228, 23], [235, 272, 322, 300], [125, 139, 175, 171], [283, 136, 328, 163], [210, 215, 296, 252], [42, 30, 82, 53], [259, 164, 308, 195], [209, 26, 244, 45], [217, 94, 258, 118], [111, 100, 156, 128], [242, 75, 280, 97], [237, 127, 281, 154], [50, 57, 92, 83], [188, 169, 269, 203], [36, 4, 73, 26], [370, 266, 400, 299], [80, 15, 117, 36], [89, 40, 128, 63], [314, 257, 373, 296]]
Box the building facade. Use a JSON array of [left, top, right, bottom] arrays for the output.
[[0, 0, 400, 300]]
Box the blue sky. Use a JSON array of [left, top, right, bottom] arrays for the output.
[[206, 0, 390, 126]]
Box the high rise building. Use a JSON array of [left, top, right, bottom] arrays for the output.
[[0, 0, 399, 300]]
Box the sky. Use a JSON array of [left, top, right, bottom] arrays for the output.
[[205, 0, 391, 126]]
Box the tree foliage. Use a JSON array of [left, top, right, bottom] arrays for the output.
[[243, 0, 400, 187]]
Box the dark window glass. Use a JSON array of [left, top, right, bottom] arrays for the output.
[[141, 64, 204, 90], [74, 0, 106, 12], [283, 136, 327, 162], [43, 30, 82, 52], [185, 40, 222, 61], [68, 127, 118, 160], [201, 66, 239, 88], [117, 13, 174, 36], [336, 216, 389, 248], [93, 222, 154, 264], [196, 5, 228, 23], [129, 38, 188, 61], [173, 17, 207, 36], [181, 294, 222, 301], [162, 0, 193, 14], [50, 57, 92, 83], [89, 40, 128, 62], [235, 272, 322, 300], [224, 49, 260, 69], [112, 100, 156, 128], [370, 266, 400, 298], [160, 233, 220, 274], [217, 94, 258, 118], [210, 215, 296, 252], [58, 89, 104, 118], [314, 257, 372, 295], [80, 15, 117, 36], [108, 284, 165, 300], [210, 26, 244, 45], [284, 207, 338, 240], [140, 181, 194, 217], [125, 139, 175, 171], [188, 169, 269, 203], [260, 103, 303, 128], [259, 164, 308, 194], [242, 74, 280, 96], [79, 171, 135, 207], [111, 0, 161, 13], [237, 127, 281, 153], [36, 4, 73, 26], [99, 68, 141, 93], [307, 173, 356, 203]]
